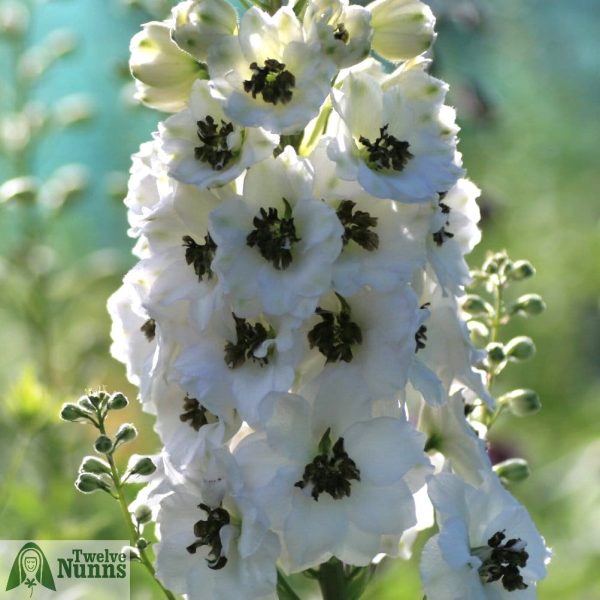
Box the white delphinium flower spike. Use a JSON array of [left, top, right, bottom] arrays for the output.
[[129, 20, 207, 113], [235, 390, 432, 572], [154, 447, 280, 600], [210, 147, 343, 320], [421, 472, 551, 600], [158, 80, 278, 190], [209, 6, 337, 134], [328, 62, 463, 202]]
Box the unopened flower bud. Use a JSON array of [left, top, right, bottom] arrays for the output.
[[136, 537, 149, 550], [129, 21, 207, 113], [80, 456, 111, 475], [87, 391, 109, 408], [94, 435, 113, 454], [509, 260, 536, 281], [494, 458, 530, 483], [368, 0, 436, 62], [0, 1, 29, 37], [115, 423, 137, 444], [467, 320, 489, 346], [75, 473, 112, 494], [0, 176, 38, 204], [486, 342, 505, 365], [108, 392, 129, 410], [500, 389, 541, 417], [129, 457, 156, 476], [171, 0, 237, 62], [134, 505, 153, 525], [510, 294, 546, 317], [77, 395, 96, 412], [461, 294, 491, 316], [505, 336, 536, 361], [60, 403, 90, 422], [121, 546, 140, 561]]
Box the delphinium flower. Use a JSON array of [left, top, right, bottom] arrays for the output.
[[102, 0, 551, 598]]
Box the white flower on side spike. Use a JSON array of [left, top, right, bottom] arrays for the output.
[[209, 6, 337, 134], [209, 148, 343, 319], [171, 0, 238, 62], [367, 0, 436, 62], [130, 20, 207, 113], [158, 79, 277, 190], [235, 391, 431, 572], [421, 472, 551, 600], [328, 63, 463, 202]]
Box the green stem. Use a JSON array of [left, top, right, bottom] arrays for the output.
[[317, 559, 349, 600], [277, 570, 301, 600], [97, 416, 176, 600]]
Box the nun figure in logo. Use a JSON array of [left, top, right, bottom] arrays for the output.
[[5, 542, 56, 596]]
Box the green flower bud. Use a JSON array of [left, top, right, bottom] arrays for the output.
[[461, 294, 492, 316], [108, 392, 129, 410], [134, 505, 153, 525], [509, 260, 536, 281], [482, 255, 499, 274], [77, 395, 96, 412], [75, 473, 112, 494], [494, 458, 530, 483], [500, 389, 542, 417], [94, 435, 113, 454], [60, 403, 91, 422], [121, 546, 140, 561], [87, 391, 109, 408], [505, 336, 536, 361], [129, 457, 156, 477], [115, 423, 137, 444], [467, 320, 489, 346], [136, 537, 149, 550], [80, 456, 111, 475], [510, 294, 546, 317], [486, 342, 506, 365]]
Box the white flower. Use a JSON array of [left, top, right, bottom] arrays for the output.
[[328, 62, 463, 202], [174, 307, 303, 426], [210, 148, 343, 319], [421, 472, 551, 600], [419, 390, 491, 485], [235, 391, 431, 571], [130, 20, 206, 113], [158, 79, 278, 189], [310, 140, 426, 296], [367, 0, 436, 62], [152, 379, 241, 474], [107, 281, 157, 412], [304, 285, 423, 402], [411, 279, 493, 408], [427, 179, 482, 294], [303, 0, 372, 68], [209, 6, 337, 134], [154, 447, 280, 600], [171, 0, 238, 62]]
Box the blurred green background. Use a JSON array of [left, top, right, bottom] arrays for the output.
[[0, 0, 598, 598]]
